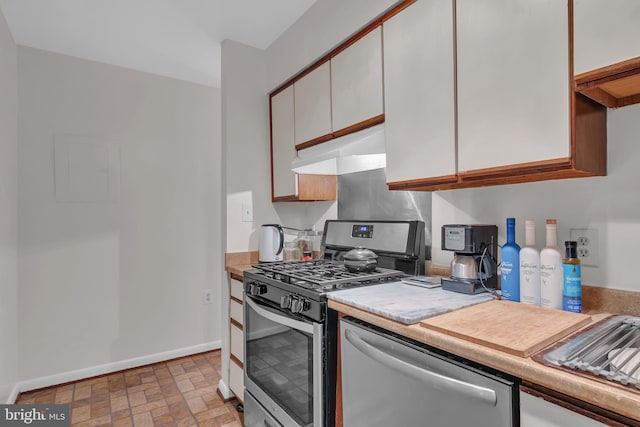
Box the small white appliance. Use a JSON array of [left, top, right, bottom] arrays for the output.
[[259, 224, 284, 262]]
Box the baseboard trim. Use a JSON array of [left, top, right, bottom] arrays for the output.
[[8, 341, 221, 402], [6, 384, 20, 405], [217, 379, 233, 401]]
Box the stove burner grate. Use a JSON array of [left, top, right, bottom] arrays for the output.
[[252, 260, 404, 288]]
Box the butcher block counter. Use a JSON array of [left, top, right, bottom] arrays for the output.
[[328, 297, 640, 423]]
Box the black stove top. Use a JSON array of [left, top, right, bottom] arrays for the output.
[[250, 259, 405, 292]]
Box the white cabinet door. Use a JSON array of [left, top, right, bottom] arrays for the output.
[[294, 62, 332, 145], [456, 0, 570, 172], [383, 0, 456, 183], [520, 391, 607, 427], [230, 323, 244, 364], [574, 0, 640, 75], [230, 299, 243, 324], [271, 85, 298, 198], [229, 360, 244, 402], [230, 278, 243, 301], [331, 26, 384, 133]]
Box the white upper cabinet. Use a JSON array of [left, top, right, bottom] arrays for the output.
[[294, 62, 332, 145], [456, 0, 570, 172], [271, 85, 298, 198], [331, 26, 384, 133], [574, 0, 640, 75], [383, 0, 456, 184]]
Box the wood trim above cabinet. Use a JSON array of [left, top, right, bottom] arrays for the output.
[[575, 56, 640, 108], [294, 114, 385, 151], [387, 174, 459, 192], [294, 133, 335, 151], [230, 318, 243, 330], [230, 354, 243, 370]]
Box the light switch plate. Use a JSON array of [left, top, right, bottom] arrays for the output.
[[242, 201, 253, 222]]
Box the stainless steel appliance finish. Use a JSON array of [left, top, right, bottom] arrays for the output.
[[322, 220, 425, 276], [441, 224, 498, 294], [337, 168, 432, 254], [244, 220, 425, 427], [340, 317, 517, 427], [542, 315, 640, 390]]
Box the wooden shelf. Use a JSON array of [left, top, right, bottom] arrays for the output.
[[575, 56, 640, 108]]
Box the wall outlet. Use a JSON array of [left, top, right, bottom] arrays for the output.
[[569, 228, 599, 267], [203, 289, 213, 304]]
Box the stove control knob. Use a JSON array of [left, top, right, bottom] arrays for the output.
[[280, 295, 292, 309], [247, 283, 267, 296], [290, 297, 309, 314]]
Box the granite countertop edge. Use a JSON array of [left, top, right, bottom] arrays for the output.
[[328, 299, 640, 422]]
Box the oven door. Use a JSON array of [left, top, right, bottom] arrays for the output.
[[244, 295, 323, 427]]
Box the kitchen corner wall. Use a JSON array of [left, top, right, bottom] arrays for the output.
[[0, 8, 18, 402], [17, 47, 222, 380], [222, 39, 337, 254], [431, 103, 640, 293]]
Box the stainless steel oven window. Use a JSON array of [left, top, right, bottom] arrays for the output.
[[244, 296, 323, 427]]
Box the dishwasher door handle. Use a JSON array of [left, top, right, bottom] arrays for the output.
[[344, 329, 498, 407]]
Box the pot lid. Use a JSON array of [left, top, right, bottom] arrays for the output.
[[344, 247, 378, 261]]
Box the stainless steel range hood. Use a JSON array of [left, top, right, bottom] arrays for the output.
[[291, 124, 386, 175]]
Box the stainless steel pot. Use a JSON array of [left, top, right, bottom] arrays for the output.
[[343, 247, 378, 273]]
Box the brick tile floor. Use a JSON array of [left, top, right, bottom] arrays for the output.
[[15, 351, 243, 427]]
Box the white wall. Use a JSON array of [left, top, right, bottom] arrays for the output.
[[223, 37, 337, 254], [223, 0, 406, 253], [17, 46, 222, 380], [0, 7, 18, 402], [432, 104, 640, 292]]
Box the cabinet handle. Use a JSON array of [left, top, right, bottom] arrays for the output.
[[344, 329, 498, 406]]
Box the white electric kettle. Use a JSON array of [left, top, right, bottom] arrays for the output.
[[259, 224, 284, 262]]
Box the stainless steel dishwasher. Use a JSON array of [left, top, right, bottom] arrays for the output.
[[340, 317, 518, 427]]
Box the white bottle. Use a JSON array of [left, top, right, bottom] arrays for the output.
[[540, 219, 564, 310], [520, 220, 541, 305]]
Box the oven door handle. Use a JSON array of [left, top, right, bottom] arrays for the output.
[[344, 329, 497, 407], [245, 296, 314, 334]]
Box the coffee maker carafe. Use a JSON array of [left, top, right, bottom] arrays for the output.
[[441, 224, 498, 294]]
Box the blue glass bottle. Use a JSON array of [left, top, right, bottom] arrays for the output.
[[501, 218, 520, 302]]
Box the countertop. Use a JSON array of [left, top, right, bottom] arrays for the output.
[[328, 299, 640, 422], [225, 251, 259, 277]]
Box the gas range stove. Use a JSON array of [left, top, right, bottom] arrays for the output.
[[244, 220, 426, 322], [243, 220, 427, 427]]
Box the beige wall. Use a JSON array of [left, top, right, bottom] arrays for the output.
[[17, 46, 222, 380], [0, 7, 18, 402]]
